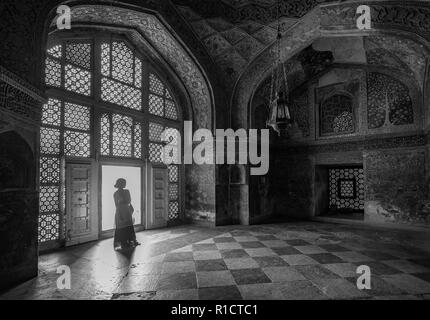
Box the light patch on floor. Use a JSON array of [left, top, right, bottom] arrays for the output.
[[1, 222, 430, 300]]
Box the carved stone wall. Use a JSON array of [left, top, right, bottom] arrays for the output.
[[2, 0, 430, 241], [185, 164, 216, 226], [0, 1, 47, 86], [315, 78, 360, 138], [0, 190, 39, 289], [250, 59, 429, 226], [270, 151, 314, 219], [367, 72, 414, 128], [265, 142, 430, 228], [364, 149, 430, 226], [242, 0, 430, 226], [0, 72, 42, 290]]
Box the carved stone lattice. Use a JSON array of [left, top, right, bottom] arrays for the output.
[[169, 165, 179, 182], [112, 114, 133, 158], [111, 41, 134, 85], [40, 127, 60, 155], [64, 131, 90, 157], [39, 97, 92, 242], [38, 213, 60, 243], [149, 143, 163, 163], [100, 114, 110, 156], [70, 6, 211, 128], [101, 78, 142, 111], [64, 65, 91, 96], [149, 73, 179, 120], [134, 123, 142, 158], [45, 58, 61, 88], [40, 157, 60, 184], [0, 80, 41, 123], [41, 98, 61, 126], [65, 42, 92, 69], [99, 113, 143, 159], [168, 164, 180, 220], [320, 94, 354, 136], [64, 102, 90, 131], [329, 168, 364, 211], [149, 122, 165, 142]]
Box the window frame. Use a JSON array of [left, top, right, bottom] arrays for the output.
[[39, 31, 185, 244], [45, 32, 183, 162], [318, 91, 356, 137]]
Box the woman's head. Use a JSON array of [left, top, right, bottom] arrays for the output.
[[114, 178, 126, 189]]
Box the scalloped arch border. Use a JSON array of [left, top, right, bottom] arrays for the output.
[[66, 4, 214, 130]]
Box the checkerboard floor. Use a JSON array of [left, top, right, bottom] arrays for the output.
[[2, 223, 430, 300]]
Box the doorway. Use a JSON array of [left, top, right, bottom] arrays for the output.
[[316, 165, 364, 221], [101, 165, 142, 232]]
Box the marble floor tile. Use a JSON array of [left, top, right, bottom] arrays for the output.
[[262, 267, 307, 282], [196, 271, 235, 288]]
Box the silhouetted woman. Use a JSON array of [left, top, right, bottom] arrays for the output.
[[113, 178, 140, 250]]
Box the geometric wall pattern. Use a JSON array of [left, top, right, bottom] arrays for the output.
[[39, 97, 92, 242], [147, 121, 182, 220], [329, 167, 364, 211], [45, 40, 93, 97], [364, 36, 427, 89], [168, 164, 180, 220], [148, 121, 181, 220], [176, 5, 291, 88], [101, 40, 143, 111], [99, 112, 142, 159], [149, 73, 179, 120], [320, 94, 354, 136]]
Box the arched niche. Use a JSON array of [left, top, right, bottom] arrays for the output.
[[0, 130, 38, 289], [0, 131, 35, 190], [40, 2, 217, 227]]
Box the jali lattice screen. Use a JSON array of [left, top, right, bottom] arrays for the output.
[[320, 94, 354, 136], [328, 167, 364, 211], [39, 98, 92, 242], [42, 36, 183, 243]]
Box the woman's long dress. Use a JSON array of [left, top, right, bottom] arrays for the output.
[[113, 189, 136, 248]]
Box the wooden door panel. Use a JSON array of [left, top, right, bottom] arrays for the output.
[[147, 165, 168, 229], [66, 163, 98, 245]]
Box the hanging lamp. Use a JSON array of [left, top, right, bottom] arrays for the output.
[[266, 0, 293, 136]]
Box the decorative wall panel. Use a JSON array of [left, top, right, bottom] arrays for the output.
[[367, 72, 413, 129], [329, 167, 364, 211], [320, 94, 354, 136]]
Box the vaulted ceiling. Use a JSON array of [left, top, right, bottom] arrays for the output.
[[253, 35, 428, 99], [174, 4, 297, 88], [172, 0, 429, 99]]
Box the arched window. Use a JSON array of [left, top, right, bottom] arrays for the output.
[[320, 94, 354, 136], [39, 34, 182, 244]]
